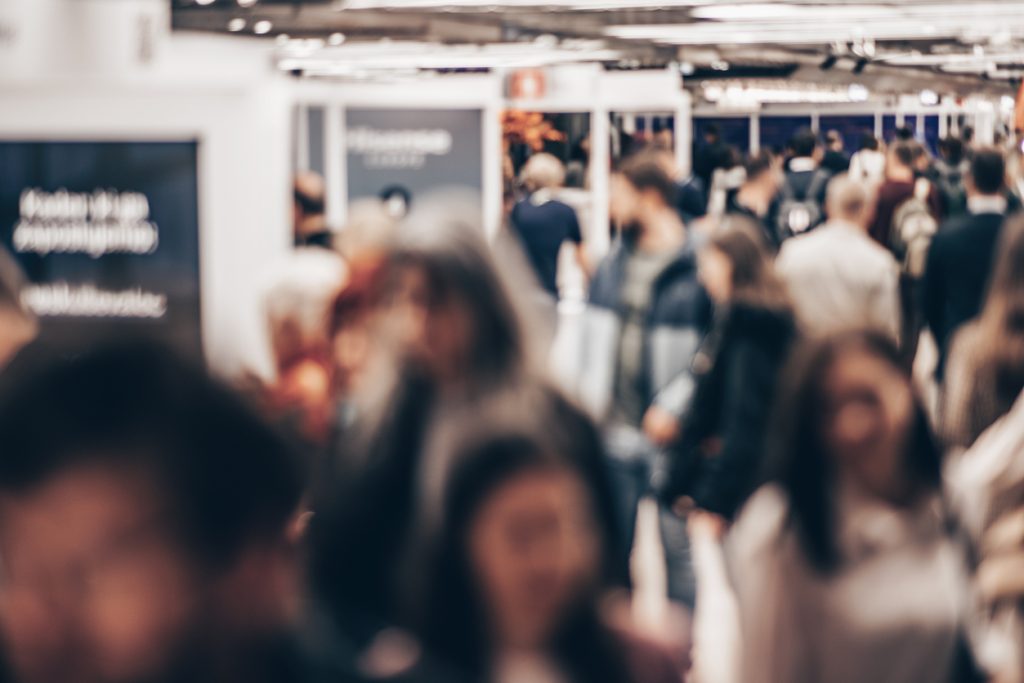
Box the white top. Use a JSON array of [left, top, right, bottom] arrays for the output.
[[849, 149, 887, 184], [776, 220, 901, 341], [727, 484, 965, 683]]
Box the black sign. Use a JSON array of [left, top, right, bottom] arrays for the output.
[[0, 141, 201, 356]]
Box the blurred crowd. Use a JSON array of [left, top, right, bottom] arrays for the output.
[[2, 122, 1024, 683]]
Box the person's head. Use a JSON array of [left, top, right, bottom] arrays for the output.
[[940, 136, 964, 165], [825, 174, 872, 228], [910, 142, 931, 172], [888, 140, 916, 174], [0, 341, 306, 683], [421, 386, 627, 680], [699, 222, 790, 309], [966, 147, 1006, 197], [789, 128, 819, 160], [975, 215, 1024, 410], [379, 185, 413, 220], [611, 153, 678, 226], [742, 151, 779, 195], [768, 331, 941, 573], [0, 248, 37, 369], [703, 123, 721, 144], [859, 132, 880, 152], [380, 218, 526, 388], [895, 125, 915, 142], [521, 153, 567, 193], [825, 130, 843, 152], [293, 171, 326, 239]]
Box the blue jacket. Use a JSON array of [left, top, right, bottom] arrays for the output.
[[576, 239, 712, 423]]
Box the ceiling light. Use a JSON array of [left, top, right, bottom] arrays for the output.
[[276, 33, 290, 45], [329, 33, 346, 46], [847, 84, 869, 101], [238, 0, 258, 6], [974, 45, 986, 56], [711, 60, 729, 71], [679, 61, 695, 76], [196, 0, 216, 5], [253, 19, 272, 34], [920, 89, 939, 106], [227, 17, 246, 31]]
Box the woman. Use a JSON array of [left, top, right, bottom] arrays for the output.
[[307, 214, 538, 648], [942, 215, 1024, 451], [728, 331, 966, 683], [420, 408, 679, 683], [662, 223, 797, 521]]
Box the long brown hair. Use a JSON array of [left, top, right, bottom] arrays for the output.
[[708, 219, 792, 312], [974, 214, 1024, 408]]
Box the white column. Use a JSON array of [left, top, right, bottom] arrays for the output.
[[325, 104, 345, 229], [750, 114, 760, 154], [591, 106, 612, 258], [482, 101, 503, 242], [676, 91, 693, 177]]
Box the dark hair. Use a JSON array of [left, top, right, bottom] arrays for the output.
[[973, 215, 1024, 412], [895, 125, 915, 141], [941, 137, 965, 164], [825, 130, 842, 147], [708, 222, 791, 312], [379, 184, 413, 210], [743, 150, 774, 181], [421, 391, 631, 682], [765, 331, 942, 574], [294, 187, 325, 216], [969, 148, 1006, 195], [0, 340, 305, 571], [387, 222, 527, 386], [859, 132, 879, 152], [890, 141, 916, 168], [789, 128, 819, 158], [703, 123, 721, 139], [617, 153, 677, 207]]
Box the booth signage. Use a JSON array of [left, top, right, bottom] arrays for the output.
[[0, 140, 202, 355], [345, 108, 483, 210]]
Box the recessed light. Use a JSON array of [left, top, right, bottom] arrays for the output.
[[253, 19, 272, 34], [276, 33, 290, 45], [228, 17, 246, 31], [238, 0, 258, 6], [329, 32, 346, 46], [196, 0, 216, 6]]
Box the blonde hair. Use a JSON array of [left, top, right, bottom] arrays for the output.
[[520, 153, 566, 192]]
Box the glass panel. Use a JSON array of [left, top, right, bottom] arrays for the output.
[[819, 115, 876, 154], [759, 116, 812, 154]]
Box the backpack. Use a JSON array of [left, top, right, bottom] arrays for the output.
[[935, 160, 969, 217], [890, 178, 939, 278], [775, 170, 829, 239]]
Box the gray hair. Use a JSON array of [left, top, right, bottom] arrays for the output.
[[825, 174, 871, 221]]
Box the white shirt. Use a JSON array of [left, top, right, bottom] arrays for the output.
[[776, 220, 901, 341], [968, 195, 1008, 215]]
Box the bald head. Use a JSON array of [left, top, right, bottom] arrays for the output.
[[825, 174, 871, 227]]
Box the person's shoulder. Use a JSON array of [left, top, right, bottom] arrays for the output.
[[728, 484, 794, 564]]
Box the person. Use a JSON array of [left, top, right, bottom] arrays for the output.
[[724, 151, 782, 250], [869, 140, 943, 250], [418, 419, 680, 683], [934, 137, 970, 218], [577, 153, 712, 610], [776, 174, 901, 340], [662, 223, 796, 521], [774, 129, 831, 239], [941, 214, 1024, 450], [0, 340, 361, 683], [308, 214, 537, 651], [261, 248, 348, 447], [848, 133, 886, 186], [651, 146, 706, 225], [923, 148, 1009, 377], [726, 331, 965, 683], [821, 130, 850, 174], [706, 146, 746, 218], [509, 153, 587, 300], [380, 185, 413, 220], [0, 247, 37, 370], [693, 123, 728, 203], [294, 171, 333, 249]]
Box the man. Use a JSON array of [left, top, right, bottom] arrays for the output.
[[776, 174, 901, 340], [725, 151, 782, 250], [0, 341, 369, 683], [510, 152, 587, 299], [294, 171, 333, 249], [821, 130, 851, 174], [578, 153, 711, 610], [693, 123, 728, 203], [924, 148, 1010, 377], [870, 140, 943, 249], [774, 128, 831, 238], [0, 247, 37, 370]]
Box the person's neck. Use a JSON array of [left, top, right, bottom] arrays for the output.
[[736, 183, 772, 217], [888, 166, 914, 183], [636, 205, 686, 253]]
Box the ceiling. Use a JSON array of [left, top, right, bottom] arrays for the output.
[[171, 0, 1024, 96]]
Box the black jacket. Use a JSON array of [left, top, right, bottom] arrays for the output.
[[662, 303, 796, 520], [923, 211, 1006, 376]]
